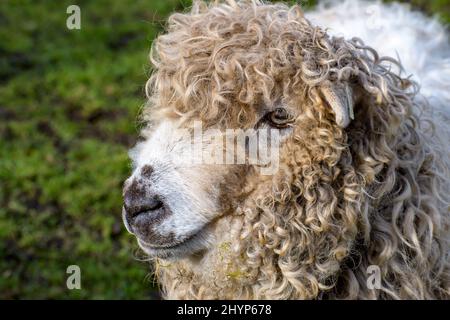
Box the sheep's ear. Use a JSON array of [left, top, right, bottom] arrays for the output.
[[320, 83, 354, 128]]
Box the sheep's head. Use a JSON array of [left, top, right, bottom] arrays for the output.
[[122, 1, 427, 299]]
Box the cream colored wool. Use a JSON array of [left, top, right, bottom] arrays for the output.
[[130, 0, 450, 299]]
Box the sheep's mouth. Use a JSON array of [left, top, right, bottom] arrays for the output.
[[137, 226, 210, 259]]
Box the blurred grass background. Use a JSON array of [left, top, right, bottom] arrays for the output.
[[0, 0, 448, 299]]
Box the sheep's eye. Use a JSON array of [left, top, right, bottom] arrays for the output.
[[265, 108, 293, 128]]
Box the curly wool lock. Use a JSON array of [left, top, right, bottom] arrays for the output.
[[130, 0, 450, 299]]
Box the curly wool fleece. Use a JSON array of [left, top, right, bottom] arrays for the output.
[[138, 0, 450, 299]]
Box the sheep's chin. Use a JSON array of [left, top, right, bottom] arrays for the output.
[[137, 226, 212, 260]]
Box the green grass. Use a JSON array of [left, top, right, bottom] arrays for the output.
[[0, 0, 448, 299], [0, 0, 189, 300]]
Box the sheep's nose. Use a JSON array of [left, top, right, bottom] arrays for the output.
[[122, 185, 166, 233], [122, 166, 167, 235]]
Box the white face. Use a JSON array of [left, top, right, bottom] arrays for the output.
[[122, 120, 229, 259], [123, 105, 293, 260]]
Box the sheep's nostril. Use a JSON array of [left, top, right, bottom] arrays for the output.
[[144, 197, 163, 211]]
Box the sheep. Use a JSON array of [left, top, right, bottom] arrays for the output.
[[122, 0, 450, 299]]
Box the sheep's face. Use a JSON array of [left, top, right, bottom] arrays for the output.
[[122, 106, 296, 259], [122, 2, 351, 261]]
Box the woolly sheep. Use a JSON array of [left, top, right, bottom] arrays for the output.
[[122, 0, 450, 299]]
